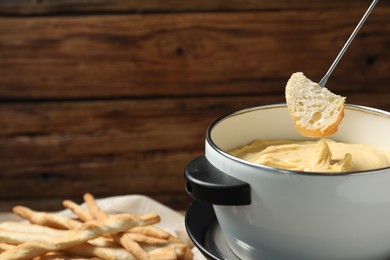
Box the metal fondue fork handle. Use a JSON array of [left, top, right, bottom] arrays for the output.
[[319, 0, 379, 87]]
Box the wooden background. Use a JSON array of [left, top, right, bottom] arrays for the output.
[[0, 0, 389, 212]]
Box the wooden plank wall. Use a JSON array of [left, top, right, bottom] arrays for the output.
[[0, 0, 389, 211]]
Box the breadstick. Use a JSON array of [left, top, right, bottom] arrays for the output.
[[0, 221, 117, 249], [0, 213, 154, 260], [0, 193, 193, 260], [83, 193, 107, 221], [63, 200, 94, 222], [34, 251, 101, 260], [84, 193, 187, 260], [148, 247, 177, 260], [114, 214, 163, 260], [114, 233, 152, 260], [138, 213, 161, 224], [0, 228, 53, 244], [82, 193, 152, 260], [0, 242, 15, 252], [125, 233, 167, 245], [142, 242, 191, 260], [67, 195, 164, 255], [13, 206, 81, 229], [66, 242, 137, 260], [61, 200, 118, 248], [86, 236, 117, 248], [129, 226, 170, 240], [0, 221, 66, 237], [0, 229, 127, 259]]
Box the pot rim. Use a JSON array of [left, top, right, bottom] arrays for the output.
[[206, 103, 390, 177]]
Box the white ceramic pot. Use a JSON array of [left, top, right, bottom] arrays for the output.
[[185, 103, 390, 260]]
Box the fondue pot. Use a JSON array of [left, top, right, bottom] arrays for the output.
[[185, 103, 390, 260]]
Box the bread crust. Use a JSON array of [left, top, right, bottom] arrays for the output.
[[285, 72, 345, 138], [290, 105, 344, 137]]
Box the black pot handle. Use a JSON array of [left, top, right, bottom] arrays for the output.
[[184, 155, 251, 205]]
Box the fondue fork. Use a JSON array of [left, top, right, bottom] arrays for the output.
[[319, 0, 379, 87]]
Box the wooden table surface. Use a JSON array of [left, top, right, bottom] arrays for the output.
[[0, 0, 389, 212]]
